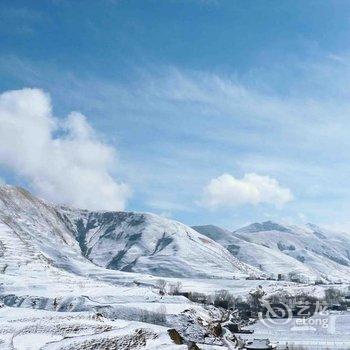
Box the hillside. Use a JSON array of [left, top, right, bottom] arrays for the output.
[[0, 185, 258, 279], [193, 221, 350, 283]]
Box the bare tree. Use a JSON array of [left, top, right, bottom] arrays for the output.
[[156, 279, 167, 295], [168, 281, 183, 295]]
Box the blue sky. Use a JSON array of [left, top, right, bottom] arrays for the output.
[[1, 0, 350, 229]]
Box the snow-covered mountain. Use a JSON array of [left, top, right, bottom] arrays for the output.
[[0, 185, 258, 279], [1, 185, 347, 348], [3, 184, 349, 283], [193, 221, 350, 283], [0, 185, 244, 349]]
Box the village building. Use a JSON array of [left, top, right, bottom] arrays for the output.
[[244, 338, 276, 350]]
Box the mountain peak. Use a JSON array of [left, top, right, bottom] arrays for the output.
[[235, 221, 291, 234], [192, 224, 233, 243]]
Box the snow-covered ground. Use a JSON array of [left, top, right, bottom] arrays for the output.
[[0, 307, 188, 350]]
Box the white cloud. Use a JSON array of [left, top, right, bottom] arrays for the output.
[[200, 173, 293, 209], [0, 88, 130, 210]]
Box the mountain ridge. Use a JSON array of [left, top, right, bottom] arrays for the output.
[[0, 185, 259, 279], [193, 221, 350, 283], [3, 184, 350, 283]]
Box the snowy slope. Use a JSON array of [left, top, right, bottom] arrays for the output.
[[193, 221, 350, 283], [0, 185, 258, 279], [0, 307, 188, 350], [57, 207, 259, 279]]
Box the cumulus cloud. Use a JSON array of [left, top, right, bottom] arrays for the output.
[[0, 88, 130, 210], [201, 173, 293, 209]]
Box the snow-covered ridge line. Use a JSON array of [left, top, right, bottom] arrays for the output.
[[0, 185, 260, 279], [193, 221, 350, 283]]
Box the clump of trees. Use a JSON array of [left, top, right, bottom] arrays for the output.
[[186, 291, 208, 304], [212, 290, 237, 309], [155, 279, 183, 295], [139, 305, 167, 325], [267, 291, 319, 307], [185, 289, 240, 310], [168, 281, 183, 295], [324, 287, 343, 304]]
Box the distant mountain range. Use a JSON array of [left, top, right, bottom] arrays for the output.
[[193, 221, 350, 283], [1, 185, 350, 284]]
